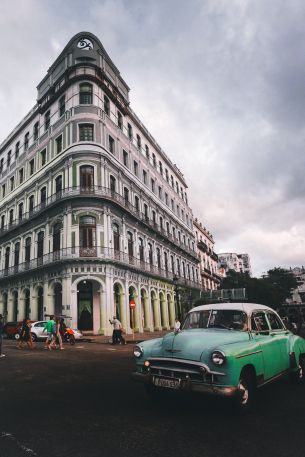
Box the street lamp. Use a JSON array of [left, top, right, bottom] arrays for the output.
[[173, 274, 181, 321]]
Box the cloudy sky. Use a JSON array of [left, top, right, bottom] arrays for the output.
[[0, 0, 304, 276]]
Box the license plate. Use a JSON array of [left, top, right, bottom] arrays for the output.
[[153, 377, 180, 389]]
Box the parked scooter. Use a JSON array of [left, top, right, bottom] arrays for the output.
[[63, 327, 76, 345]]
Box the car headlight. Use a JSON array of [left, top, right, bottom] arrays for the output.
[[211, 350, 226, 365], [133, 346, 143, 358]]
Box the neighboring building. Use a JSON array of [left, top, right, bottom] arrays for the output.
[[218, 253, 252, 276], [194, 218, 221, 290], [0, 32, 201, 335], [287, 267, 305, 304]]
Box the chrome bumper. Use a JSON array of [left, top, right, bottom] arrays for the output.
[[132, 372, 240, 398]]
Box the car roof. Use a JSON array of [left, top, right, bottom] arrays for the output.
[[189, 302, 275, 314]]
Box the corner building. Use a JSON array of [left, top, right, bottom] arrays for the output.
[[0, 33, 201, 335]]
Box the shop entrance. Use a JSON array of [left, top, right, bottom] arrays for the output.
[[77, 281, 93, 331]]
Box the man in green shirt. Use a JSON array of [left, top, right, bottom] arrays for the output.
[[43, 315, 55, 350]]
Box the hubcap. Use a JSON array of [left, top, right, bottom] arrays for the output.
[[239, 380, 249, 405]]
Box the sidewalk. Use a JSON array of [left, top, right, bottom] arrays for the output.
[[82, 330, 170, 344]]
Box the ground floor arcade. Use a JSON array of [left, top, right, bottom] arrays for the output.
[[0, 264, 179, 336]]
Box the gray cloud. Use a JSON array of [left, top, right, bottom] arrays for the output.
[[0, 0, 304, 276]]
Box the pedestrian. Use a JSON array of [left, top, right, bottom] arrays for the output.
[[51, 317, 64, 350], [0, 314, 5, 358], [17, 319, 34, 349], [174, 318, 181, 333], [109, 316, 126, 345], [43, 315, 55, 350]]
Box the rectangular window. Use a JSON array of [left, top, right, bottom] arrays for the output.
[[104, 95, 110, 116], [128, 123, 133, 140], [29, 159, 34, 176], [24, 133, 29, 151], [109, 136, 115, 153], [143, 170, 147, 185], [33, 122, 39, 141], [159, 161, 163, 175], [59, 95, 65, 117], [165, 193, 168, 205], [145, 145, 149, 159], [136, 134, 141, 151], [40, 149, 46, 166], [165, 169, 169, 182], [171, 199, 174, 211], [123, 150, 128, 167], [151, 179, 155, 193], [7, 151, 11, 167], [19, 168, 24, 184], [80, 83, 93, 104], [2, 184, 5, 198], [79, 124, 94, 141], [0, 159, 3, 174], [133, 160, 138, 176], [15, 142, 20, 159], [10, 177, 14, 191], [45, 111, 50, 131], [158, 186, 162, 199], [55, 135, 63, 154], [152, 153, 156, 168], [117, 111, 123, 130]]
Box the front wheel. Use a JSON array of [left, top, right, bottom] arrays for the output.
[[14, 333, 20, 340], [31, 333, 37, 342], [235, 370, 255, 413]]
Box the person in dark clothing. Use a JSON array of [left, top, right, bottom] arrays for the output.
[[0, 314, 5, 358], [17, 319, 33, 349]]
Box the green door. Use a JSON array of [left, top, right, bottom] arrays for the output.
[[251, 311, 288, 380]]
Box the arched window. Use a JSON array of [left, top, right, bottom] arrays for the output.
[[156, 248, 161, 269], [79, 216, 96, 256], [53, 223, 61, 259], [18, 203, 23, 221], [37, 231, 44, 264], [5, 246, 10, 270], [177, 259, 181, 277], [124, 187, 129, 203], [14, 242, 20, 271], [104, 95, 110, 116], [110, 175, 116, 193], [80, 165, 94, 191], [25, 237, 31, 265], [79, 83, 93, 104], [117, 111, 123, 130], [40, 186, 47, 207], [164, 252, 168, 271], [138, 238, 144, 262], [148, 243, 153, 265], [134, 195, 139, 211], [127, 232, 133, 258], [29, 195, 34, 214], [113, 223, 120, 252], [9, 209, 14, 226], [55, 175, 63, 196]]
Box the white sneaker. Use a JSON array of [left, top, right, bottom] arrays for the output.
[[0, 354, 6, 358]]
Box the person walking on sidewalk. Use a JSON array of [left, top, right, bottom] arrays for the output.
[[0, 314, 5, 358], [43, 315, 55, 350], [17, 319, 34, 349], [109, 316, 126, 345]]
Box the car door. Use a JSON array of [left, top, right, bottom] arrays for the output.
[[32, 322, 47, 339], [251, 311, 288, 381], [265, 311, 290, 373]]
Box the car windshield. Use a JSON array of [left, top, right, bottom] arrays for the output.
[[183, 309, 248, 331]]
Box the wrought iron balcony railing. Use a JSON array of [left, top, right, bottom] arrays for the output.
[[0, 186, 197, 259], [0, 246, 201, 289]]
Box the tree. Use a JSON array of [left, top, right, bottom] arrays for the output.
[[220, 267, 297, 308]]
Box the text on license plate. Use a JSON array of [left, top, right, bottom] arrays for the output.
[[153, 377, 180, 389]]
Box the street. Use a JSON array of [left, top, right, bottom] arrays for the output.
[[0, 340, 305, 457]]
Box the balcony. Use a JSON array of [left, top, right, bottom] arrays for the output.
[[0, 246, 201, 290], [0, 186, 197, 260]]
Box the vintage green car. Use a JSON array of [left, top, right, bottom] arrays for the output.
[[132, 303, 305, 410]]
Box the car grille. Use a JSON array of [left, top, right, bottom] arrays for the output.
[[148, 358, 214, 383]]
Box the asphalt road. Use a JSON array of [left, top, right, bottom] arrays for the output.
[[0, 339, 305, 457]]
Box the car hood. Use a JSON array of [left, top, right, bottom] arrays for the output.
[[156, 328, 250, 361]]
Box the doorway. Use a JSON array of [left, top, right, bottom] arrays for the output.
[[77, 281, 93, 330]]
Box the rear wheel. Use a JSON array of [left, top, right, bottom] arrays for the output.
[[14, 333, 20, 340], [31, 333, 37, 342], [291, 355, 305, 384]]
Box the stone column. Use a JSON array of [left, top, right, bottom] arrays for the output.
[[30, 285, 38, 320]]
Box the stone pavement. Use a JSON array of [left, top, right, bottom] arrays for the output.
[[83, 329, 170, 344]]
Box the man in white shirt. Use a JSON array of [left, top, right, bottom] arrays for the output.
[[109, 316, 126, 344], [174, 318, 181, 333]]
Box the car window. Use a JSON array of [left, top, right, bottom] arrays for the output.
[[35, 322, 46, 327], [266, 312, 284, 330], [183, 312, 201, 329], [208, 310, 248, 331], [251, 312, 269, 332]]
